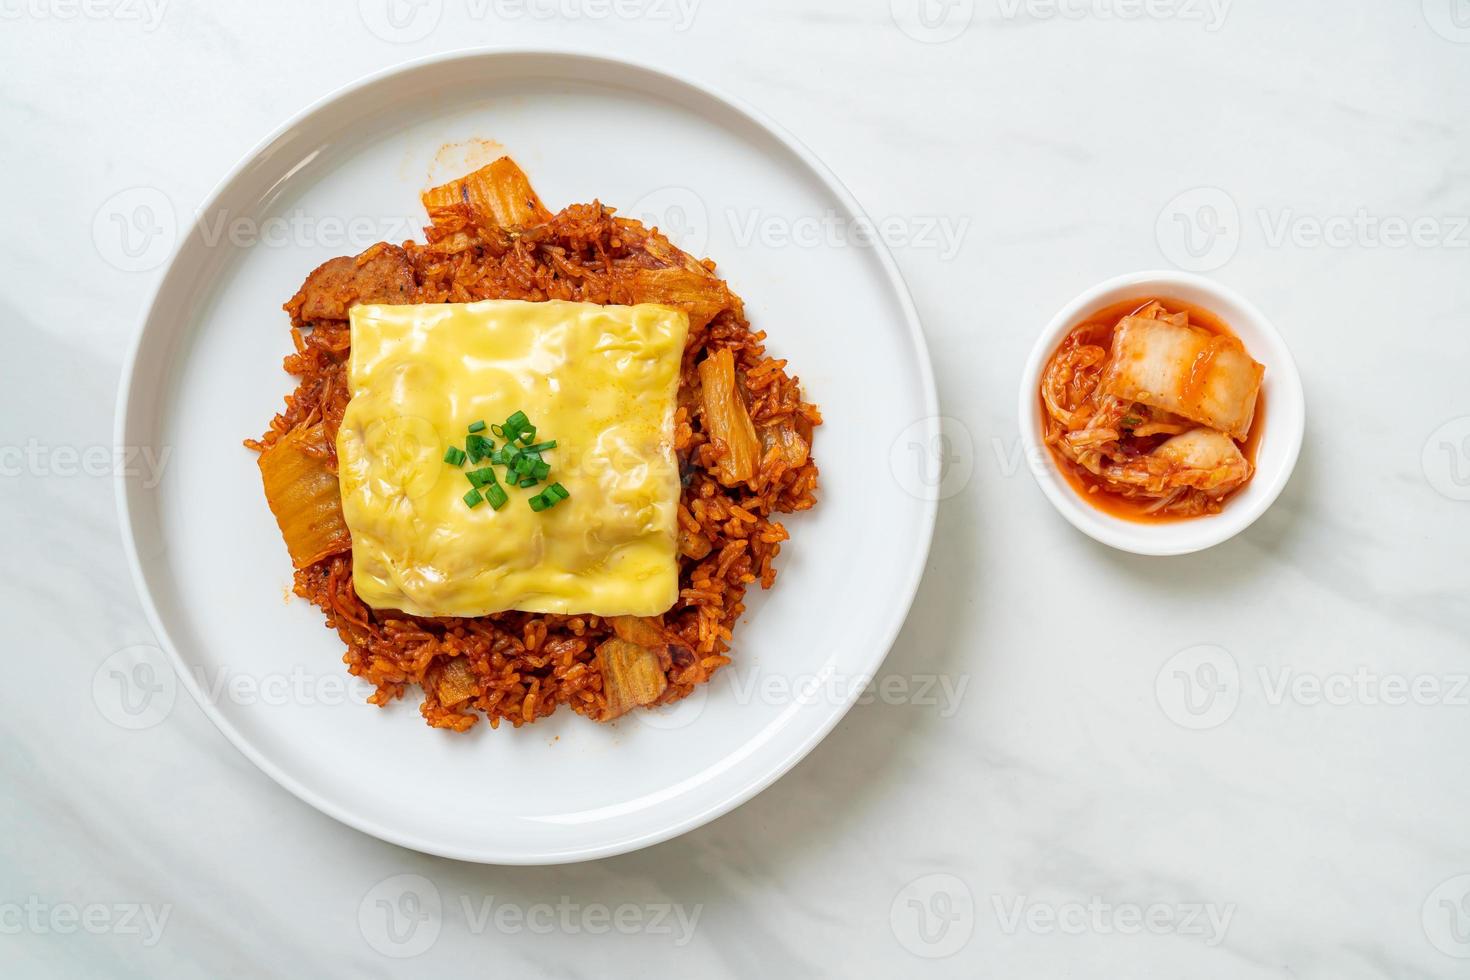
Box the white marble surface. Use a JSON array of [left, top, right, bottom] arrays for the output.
[[5, 1, 1470, 976]]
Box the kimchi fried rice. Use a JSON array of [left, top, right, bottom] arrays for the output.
[[246, 158, 821, 731]]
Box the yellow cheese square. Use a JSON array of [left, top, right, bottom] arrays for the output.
[[336, 299, 690, 618]]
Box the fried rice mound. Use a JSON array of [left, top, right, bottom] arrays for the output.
[[246, 159, 821, 732]]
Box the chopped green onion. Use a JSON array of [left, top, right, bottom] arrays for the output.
[[466, 467, 498, 488], [1121, 416, 1142, 427], [528, 483, 569, 511], [460, 411, 564, 509]]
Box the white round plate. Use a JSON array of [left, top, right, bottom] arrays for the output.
[[116, 48, 938, 864]]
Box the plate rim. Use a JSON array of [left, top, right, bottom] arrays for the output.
[[114, 45, 940, 865]]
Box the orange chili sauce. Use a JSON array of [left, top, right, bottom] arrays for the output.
[[1038, 296, 1266, 523]]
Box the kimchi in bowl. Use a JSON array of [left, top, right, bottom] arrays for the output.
[[1019, 271, 1304, 556]]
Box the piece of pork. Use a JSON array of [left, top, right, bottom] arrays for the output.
[[285, 243, 416, 324]]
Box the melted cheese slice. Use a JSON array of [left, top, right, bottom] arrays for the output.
[[336, 299, 689, 618]]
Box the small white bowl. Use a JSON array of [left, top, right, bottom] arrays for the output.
[[1018, 271, 1305, 556]]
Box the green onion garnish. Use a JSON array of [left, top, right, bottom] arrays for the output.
[[460, 411, 566, 510], [465, 433, 491, 462], [528, 483, 570, 511]]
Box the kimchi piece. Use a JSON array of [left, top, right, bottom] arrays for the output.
[[1039, 299, 1264, 519], [697, 348, 761, 486], [255, 421, 352, 568]]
